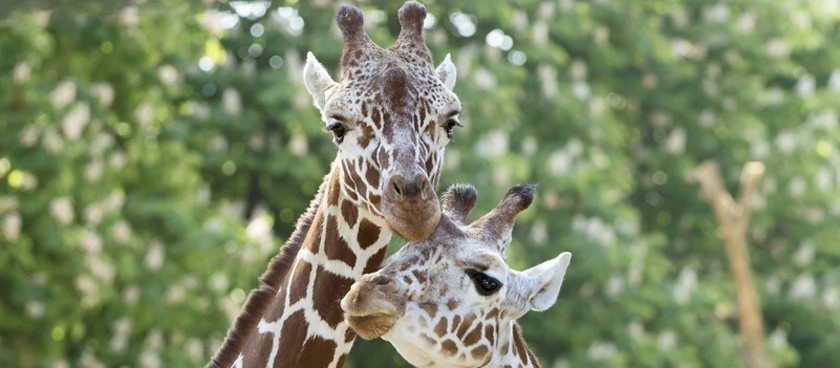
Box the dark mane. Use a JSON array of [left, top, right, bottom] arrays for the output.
[[513, 322, 541, 368], [207, 175, 329, 368]]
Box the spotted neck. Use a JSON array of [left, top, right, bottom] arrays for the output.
[[490, 323, 540, 368], [210, 161, 392, 368]]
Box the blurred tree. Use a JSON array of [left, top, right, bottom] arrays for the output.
[[1, 0, 839, 367]]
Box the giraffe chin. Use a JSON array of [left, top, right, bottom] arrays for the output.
[[345, 313, 397, 340], [382, 201, 441, 242]]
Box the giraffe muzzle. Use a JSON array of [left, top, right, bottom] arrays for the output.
[[341, 274, 406, 340], [381, 173, 440, 242]]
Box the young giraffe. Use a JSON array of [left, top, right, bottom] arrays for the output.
[[209, 3, 462, 367], [341, 184, 572, 368]]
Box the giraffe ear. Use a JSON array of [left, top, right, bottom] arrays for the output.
[[436, 54, 457, 91], [303, 52, 337, 110], [524, 252, 572, 312]]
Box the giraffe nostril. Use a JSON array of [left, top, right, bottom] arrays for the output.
[[370, 275, 392, 286], [393, 182, 402, 197]]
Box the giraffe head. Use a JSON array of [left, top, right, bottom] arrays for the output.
[[304, 1, 461, 242], [341, 184, 572, 367]]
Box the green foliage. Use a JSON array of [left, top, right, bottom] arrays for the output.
[[2, 0, 839, 367]]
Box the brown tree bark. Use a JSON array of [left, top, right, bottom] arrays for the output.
[[693, 161, 771, 368]]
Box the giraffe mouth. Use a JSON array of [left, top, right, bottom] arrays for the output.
[[345, 312, 397, 340]]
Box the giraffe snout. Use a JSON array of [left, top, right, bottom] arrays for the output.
[[380, 170, 440, 242], [342, 273, 405, 340], [387, 174, 432, 202]]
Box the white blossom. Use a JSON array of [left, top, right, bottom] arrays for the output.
[[222, 87, 242, 116], [627, 321, 646, 339], [166, 285, 185, 305], [769, 328, 789, 351], [87, 256, 115, 285], [109, 152, 127, 170], [123, 285, 140, 305], [50, 81, 76, 109], [529, 219, 547, 245], [157, 64, 180, 86], [765, 39, 790, 59], [793, 242, 816, 266], [823, 287, 839, 308], [84, 160, 103, 183], [288, 134, 308, 156], [134, 102, 155, 130], [587, 341, 617, 361], [704, 3, 730, 23], [829, 69, 840, 91], [2, 213, 21, 241], [472, 68, 496, 90], [138, 350, 161, 368], [787, 177, 806, 197], [664, 128, 686, 154], [13, 62, 31, 84], [246, 211, 274, 253], [795, 74, 816, 97], [474, 130, 508, 159], [606, 275, 624, 297], [92, 83, 114, 108], [26, 300, 44, 319], [80, 230, 102, 254], [185, 338, 204, 361], [76, 275, 98, 308], [531, 21, 548, 46], [789, 273, 817, 299], [20, 124, 39, 147], [43, 129, 64, 154], [145, 241, 165, 271], [735, 12, 756, 33], [537, 64, 557, 98], [210, 272, 229, 292], [572, 81, 591, 100], [62, 102, 90, 139], [110, 220, 132, 245], [119, 6, 139, 27], [79, 350, 105, 368], [775, 131, 796, 153], [673, 266, 697, 304], [657, 330, 677, 351], [50, 197, 74, 225]]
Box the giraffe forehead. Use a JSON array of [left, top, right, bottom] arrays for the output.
[[338, 58, 457, 115]]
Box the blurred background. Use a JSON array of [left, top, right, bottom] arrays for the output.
[[2, 0, 839, 367]]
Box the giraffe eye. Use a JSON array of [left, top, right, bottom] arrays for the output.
[[465, 269, 502, 296], [326, 122, 347, 144], [442, 118, 462, 139]]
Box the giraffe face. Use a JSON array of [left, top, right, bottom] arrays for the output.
[[341, 184, 572, 367], [303, 2, 460, 242]]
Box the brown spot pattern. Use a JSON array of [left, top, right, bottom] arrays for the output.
[[340, 200, 358, 229], [324, 215, 356, 265], [441, 339, 458, 355], [311, 266, 355, 329], [357, 218, 380, 249]]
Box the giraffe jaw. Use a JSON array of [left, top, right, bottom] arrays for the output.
[[345, 312, 398, 340]]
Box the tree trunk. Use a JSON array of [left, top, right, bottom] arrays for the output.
[[693, 161, 771, 368]]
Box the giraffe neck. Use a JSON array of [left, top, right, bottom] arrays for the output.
[[491, 323, 540, 368], [210, 161, 393, 368]]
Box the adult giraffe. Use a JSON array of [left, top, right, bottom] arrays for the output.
[[208, 2, 462, 367]]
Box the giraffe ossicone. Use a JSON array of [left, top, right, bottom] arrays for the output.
[[210, 2, 462, 367], [341, 184, 572, 368]]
